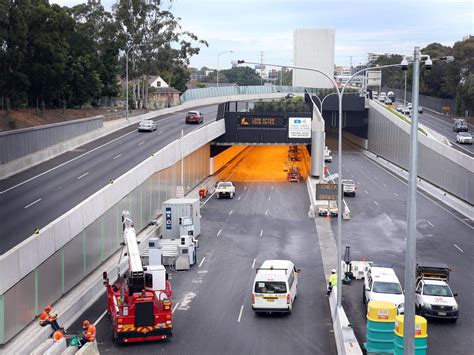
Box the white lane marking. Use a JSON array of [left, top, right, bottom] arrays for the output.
[[238, 196, 241, 201], [394, 192, 399, 197], [158, 131, 164, 134], [237, 305, 244, 323], [113, 154, 122, 160], [454, 244, 464, 253], [173, 302, 180, 314], [358, 152, 474, 230], [252, 258, 256, 269], [385, 214, 393, 223], [374, 201, 379, 206], [94, 310, 108, 326], [76, 172, 89, 180], [217, 229, 222, 237], [374, 176, 378, 180], [24, 198, 42, 209], [138, 141, 145, 146], [198, 257, 206, 268], [0, 128, 137, 194], [427, 220, 434, 227], [265, 210, 268, 216], [364, 190, 369, 194], [244, 186, 248, 190], [201, 191, 216, 207], [229, 210, 233, 215], [259, 230, 263, 237], [268, 196, 271, 201]]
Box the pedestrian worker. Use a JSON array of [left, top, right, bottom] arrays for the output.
[[327, 269, 337, 296], [39, 305, 61, 332], [78, 320, 96, 349]]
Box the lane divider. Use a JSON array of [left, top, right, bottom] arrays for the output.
[[198, 257, 206, 268], [24, 198, 42, 209]]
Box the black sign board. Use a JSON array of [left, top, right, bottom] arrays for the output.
[[316, 183, 337, 201], [237, 114, 285, 128]]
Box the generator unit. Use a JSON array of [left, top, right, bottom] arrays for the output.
[[162, 198, 201, 239]]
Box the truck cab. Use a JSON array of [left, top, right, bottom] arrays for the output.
[[415, 263, 458, 322]]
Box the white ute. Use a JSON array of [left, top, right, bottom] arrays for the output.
[[215, 181, 235, 199], [363, 265, 405, 314], [415, 263, 459, 322]]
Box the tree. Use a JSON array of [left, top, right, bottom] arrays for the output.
[[220, 66, 261, 85]]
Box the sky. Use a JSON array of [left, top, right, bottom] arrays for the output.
[[51, 0, 473, 70]]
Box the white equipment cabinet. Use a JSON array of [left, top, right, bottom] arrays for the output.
[[162, 198, 201, 239]]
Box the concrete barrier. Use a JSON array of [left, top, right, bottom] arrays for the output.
[[61, 345, 78, 355], [30, 338, 54, 355], [76, 341, 99, 355], [44, 338, 67, 355]]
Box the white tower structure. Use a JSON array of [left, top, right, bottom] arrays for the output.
[[292, 28, 335, 88]]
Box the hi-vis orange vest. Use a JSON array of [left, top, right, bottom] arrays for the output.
[[85, 324, 96, 341]]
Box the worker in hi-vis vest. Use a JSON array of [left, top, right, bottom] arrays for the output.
[[78, 320, 96, 348], [327, 269, 337, 296]]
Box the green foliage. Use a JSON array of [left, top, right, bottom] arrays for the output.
[[0, 0, 206, 110], [202, 66, 261, 86], [250, 96, 310, 113], [385, 105, 427, 135]]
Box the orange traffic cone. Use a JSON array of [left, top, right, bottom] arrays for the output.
[[326, 210, 331, 221]]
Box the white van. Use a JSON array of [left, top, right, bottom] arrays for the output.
[[252, 260, 300, 314], [363, 266, 405, 314]]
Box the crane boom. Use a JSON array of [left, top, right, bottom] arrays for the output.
[[122, 211, 143, 279]]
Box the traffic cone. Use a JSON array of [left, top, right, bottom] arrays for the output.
[[326, 210, 331, 220]]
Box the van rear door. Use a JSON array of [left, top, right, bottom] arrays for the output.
[[253, 280, 289, 311]]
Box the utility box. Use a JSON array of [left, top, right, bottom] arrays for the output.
[[162, 198, 201, 239]]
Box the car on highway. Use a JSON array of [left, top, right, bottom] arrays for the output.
[[453, 119, 468, 132], [342, 179, 356, 196], [396, 104, 404, 112], [252, 260, 300, 314], [185, 110, 204, 124], [215, 181, 235, 199], [402, 106, 410, 115], [363, 266, 405, 315], [138, 119, 158, 132], [384, 98, 392, 105], [456, 132, 472, 144], [418, 106, 423, 114]]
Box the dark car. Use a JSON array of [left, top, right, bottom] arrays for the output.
[[185, 111, 204, 124]]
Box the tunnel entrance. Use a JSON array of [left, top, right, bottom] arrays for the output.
[[215, 145, 310, 182]]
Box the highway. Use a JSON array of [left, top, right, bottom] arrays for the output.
[[68, 146, 336, 354], [0, 105, 218, 254], [324, 135, 473, 355], [392, 99, 474, 156]]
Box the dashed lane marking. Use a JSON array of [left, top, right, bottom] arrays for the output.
[[427, 220, 434, 227], [138, 141, 145, 146], [252, 258, 256, 269], [229, 210, 233, 215], [94, 310, 108, 326], [454, 244, 464, 253], [237, 305, 244, 323], [113, 154, 122, 160], [374, 201, 379, 206], [217, 229, 222, 237], [77, 172, 89, 180], [198, 257, 206, 268], [25, 198, 42, 209], [173, 302, 180, 314], [260, 230, 263, 237]]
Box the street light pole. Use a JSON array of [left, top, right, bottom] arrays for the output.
[[403, 46, 420, 355], [404, 71, 407, 108], [217, 51, 233, 87]]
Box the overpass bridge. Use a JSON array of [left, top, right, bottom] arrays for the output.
[[0, 86, 472, 348]]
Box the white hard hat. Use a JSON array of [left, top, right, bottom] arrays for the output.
[[331, 268, 336, 273]]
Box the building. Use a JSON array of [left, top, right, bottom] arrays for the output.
[[292, 28, 335, 88], [367, 53, 380, 63], [148, 76, 169, 88]]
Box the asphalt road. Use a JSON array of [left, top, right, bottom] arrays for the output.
[[324, 135, 474, 355], [0, 105, 218, 254], [68, 146, 336, 355], [392, 99, 473, 156]]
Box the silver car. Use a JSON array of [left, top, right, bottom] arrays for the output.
[[456, 132, 472, 144], [138, 119, 157, 132]]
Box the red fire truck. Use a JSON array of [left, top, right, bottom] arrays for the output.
[[103, 211, 173, 343]]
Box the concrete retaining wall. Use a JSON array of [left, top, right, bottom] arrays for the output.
[[368, 101, 474, 204], [210, 146, 247, 174], [0, 116, 103, 165]]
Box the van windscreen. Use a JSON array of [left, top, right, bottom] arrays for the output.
[[254, 281, 287, 294]]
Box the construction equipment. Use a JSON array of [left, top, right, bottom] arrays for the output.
[[287, 166, 303, 182], [103, 211, 173, 344]]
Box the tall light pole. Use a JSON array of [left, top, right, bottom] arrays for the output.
[[217, 51, 233, 87], [404, 71, 407, 108], [125, 46, 133, 121]]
